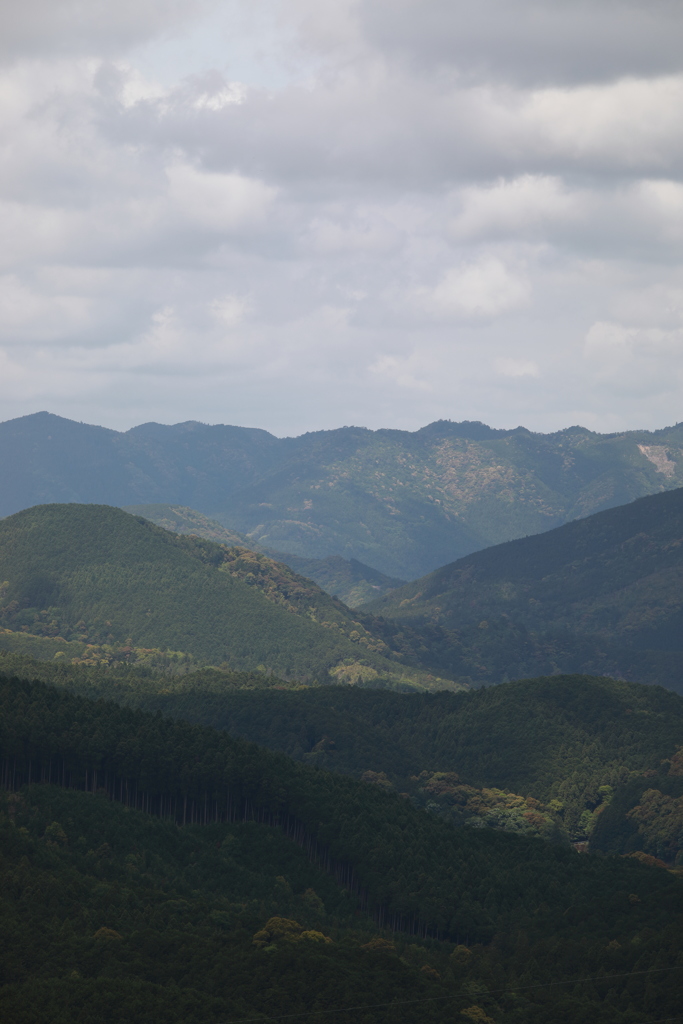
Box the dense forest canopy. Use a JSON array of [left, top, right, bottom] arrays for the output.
[[367, 486, 683, 690], [1, 423, 683, 1020], [0, 503, 451, 690], [1, 671, 683, 1024], [117, 673, 683, 849], [123, 503, 406, 607], [4, 498, 683, 692], [3, 652, 683, 860], [370, 486, 683, 644]]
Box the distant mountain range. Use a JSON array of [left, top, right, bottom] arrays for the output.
[[2, 411, 683, 578]]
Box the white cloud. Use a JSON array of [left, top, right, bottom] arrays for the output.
[[305, 211, 400, 254], [210, 295, 249, 326], [0, 274, 91, 339], [426, 258, 531, 318], [165, 162, 276, 232], [369, 353, 431, 391], [495, 357, 540, 378], [451, 175, 577, 240]]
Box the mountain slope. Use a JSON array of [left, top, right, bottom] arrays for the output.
[[123, 503, 405, 606], [121, 503, 251, 547], [3, 674, 683, 1015], [4, 652, 682, 856], [66, 668, 683, 850], [364, 486, 683, 690], [3, 412, 683, 577], [369, 486, 683, 653], [0, 504, 452, 688], [5, 643, 683, 881]]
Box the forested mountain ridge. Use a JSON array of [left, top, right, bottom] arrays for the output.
[[3, 411, 683, 577], [2, 672, 683, 1024], [3, 652, 682, 860], [366, 486, 683, 688], [0, 503, 455, 690], [123, 503, 406, 607], [2, 498, 682, 693], [49, 663, 683, 853]]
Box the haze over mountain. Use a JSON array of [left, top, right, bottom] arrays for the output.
[[2, 411, 683, 578], [370, 486, 683, 645]]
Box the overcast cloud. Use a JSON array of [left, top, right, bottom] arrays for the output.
[[1, 0, 683, 434]]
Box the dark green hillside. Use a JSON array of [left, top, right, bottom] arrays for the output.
[[1, 786, 448, 1024], [367, 486, 683, 687], [103, 673, 683, 849], [370, 486, 683, 643], [591, 771, 683, 863], [123, 503, 405, 607], [0, 504, 449, 688], [4, 412, 683, 577], [4, 654, 682, 855], [2, 674, 683, 1024]]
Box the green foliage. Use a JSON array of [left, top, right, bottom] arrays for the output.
[[95, 672, 683, 848], [5, 655, 683, 857], [121, 503, 252, 546], [0, 503, 452, 689], [0, 785, 442, 1024], [367, 486, 683, 690], [591, 772, 683, 864], [2, 674, 683, 1022], [124, 503, 406, 607], [408, 772, 566, 842]]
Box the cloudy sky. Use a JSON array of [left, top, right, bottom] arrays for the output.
[[1, 0, 683, 435]]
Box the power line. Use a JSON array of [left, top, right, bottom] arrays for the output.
[[214, 963, 683, 1024]]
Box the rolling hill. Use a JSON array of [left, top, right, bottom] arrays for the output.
[[4, 651, 682, 858], [0, 503, 455, 690], [2, 411, 683, 577], [123, 503, 406, 607]]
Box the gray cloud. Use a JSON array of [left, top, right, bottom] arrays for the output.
[[0, 0, 682, 436], [358, 0, 683, 86], [0, 0, 215, 62]]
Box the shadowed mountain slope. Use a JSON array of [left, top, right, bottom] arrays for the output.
[[368, 486, 683, 660]]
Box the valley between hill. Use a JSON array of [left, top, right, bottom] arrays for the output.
[[122, 503, 406, 607], [1, 452, 682, 1023]]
